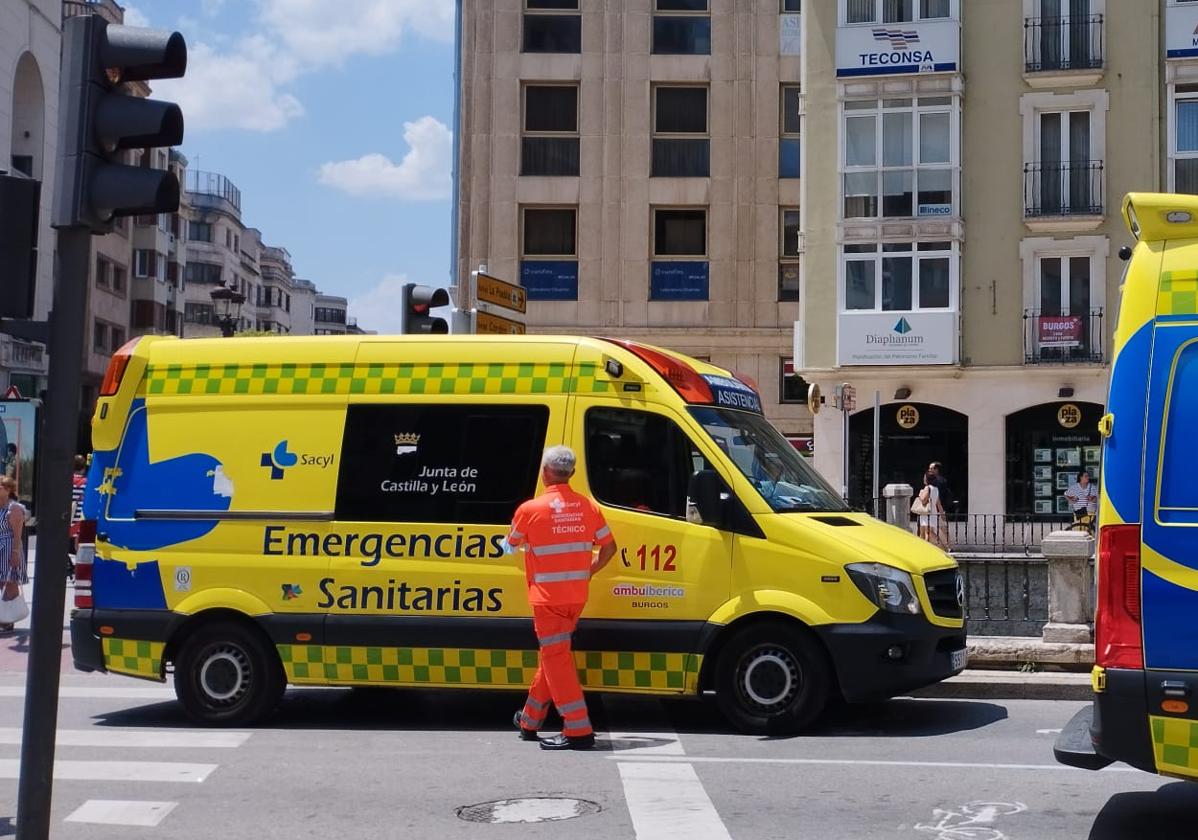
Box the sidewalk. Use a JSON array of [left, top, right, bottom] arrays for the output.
[[912, 669, 1094, 701]]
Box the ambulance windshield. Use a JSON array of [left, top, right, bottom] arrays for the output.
[[690, 407, 848, 513]]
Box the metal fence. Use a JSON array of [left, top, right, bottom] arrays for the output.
[[1024, 14, 1104, 73], [958, 557, 1049, 637], [1024, 161, 1104, 218], [1023, 308, 1104, 365]]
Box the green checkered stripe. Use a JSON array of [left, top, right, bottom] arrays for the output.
[[1158, 270, 1198, 317], [102, 638, 164, 680], [1152, 716, 1198, 774], [138, 361, 614, 398], [277, 645, 701, 694]]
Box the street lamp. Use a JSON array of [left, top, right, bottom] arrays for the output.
[[210, 286, 246, 338]]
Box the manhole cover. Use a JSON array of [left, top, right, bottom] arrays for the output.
[[457, 797, 601, 824]]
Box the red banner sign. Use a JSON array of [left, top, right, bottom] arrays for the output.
[[1038, 315, 1083, 348]]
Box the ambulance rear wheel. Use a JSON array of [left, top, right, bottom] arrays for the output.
[[175, 622, 284, 726], [715, 623, 830, 735]]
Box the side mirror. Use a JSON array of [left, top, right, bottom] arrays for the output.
[[687, 470, 725, 526]]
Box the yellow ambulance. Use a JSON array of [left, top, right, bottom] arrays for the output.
[[71, 334, 966, 732]]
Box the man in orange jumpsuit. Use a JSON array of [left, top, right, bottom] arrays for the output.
[[507, 445, 617, 750]]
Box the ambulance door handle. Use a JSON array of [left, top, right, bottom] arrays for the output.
[[1162, 681, 1190, 698]]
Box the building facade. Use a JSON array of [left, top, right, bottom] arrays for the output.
[[313, 293, 349, 335], [455, 0, 1180, 516]]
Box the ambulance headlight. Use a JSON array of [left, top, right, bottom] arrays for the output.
[[846, 563, 921, 615]]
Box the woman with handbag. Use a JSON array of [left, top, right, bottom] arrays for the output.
[[0, 476, 27, 634], [913, 471, 946, 548]]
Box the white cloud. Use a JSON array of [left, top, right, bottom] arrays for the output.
[[121, 4, 150, 27], [201, 0, 229, 17], [318, 117, 451, 200], [349, 275, 410, 335], [260, 0, 454, 64], [152, 40, 304, 133]]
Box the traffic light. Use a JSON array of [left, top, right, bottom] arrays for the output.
[[400, 283, 450, 334], [53, 15, 187, 233], [0, 174, 39, 319]]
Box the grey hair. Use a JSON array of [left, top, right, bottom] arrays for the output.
[[542, 445, 577, 479]]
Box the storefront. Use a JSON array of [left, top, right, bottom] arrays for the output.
[[1004, 401, 1103, 516], [847, 402, 968, 513]]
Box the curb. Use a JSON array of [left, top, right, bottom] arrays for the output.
[[911, 669, 1093, 701]]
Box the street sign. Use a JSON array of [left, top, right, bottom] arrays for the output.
[[3, 385, 22, 400], [475, 272, 527, 315], [475, 310, 526, 335]]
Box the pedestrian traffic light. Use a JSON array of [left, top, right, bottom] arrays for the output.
[[0, 174, 40, 319], [53, 14, 187, 233], [401, 283, 450, 334]]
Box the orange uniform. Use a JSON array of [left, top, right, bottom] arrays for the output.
[[508, 483, 613, 737]]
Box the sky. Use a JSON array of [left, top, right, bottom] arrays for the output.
[[129, 0, 457, 334]]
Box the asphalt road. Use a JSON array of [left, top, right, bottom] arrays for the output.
[[0, 667, 1190, 840]]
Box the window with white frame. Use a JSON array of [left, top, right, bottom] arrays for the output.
[[842, 97, 956, 219], [842, 242, 954, 312], [780, 86, 802, 179], [843, 0, 949, 24], [133, 249, 158, 278], [1174, 85, 1198, 194], [779, 209, 801, 301]]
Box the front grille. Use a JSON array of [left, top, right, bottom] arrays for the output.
[[925, 568, 964, 619]]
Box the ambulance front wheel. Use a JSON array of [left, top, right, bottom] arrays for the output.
[[714, 622, 830, 735], [174, 621, 285, 726]]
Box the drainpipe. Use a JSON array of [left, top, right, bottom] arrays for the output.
[[450, 0, 464, 308]]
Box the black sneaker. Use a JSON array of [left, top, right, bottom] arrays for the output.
[[539, 733, 595, 751], [514, 711, 539, 742]]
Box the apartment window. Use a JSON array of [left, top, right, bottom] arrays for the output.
[[133, 249, 158, 278], [522, 85, 580, 176], [225, 229, 232, 248], [523, 0, 581, 54], [1025, 0, 1102, 73], [780, 86, 802, 178], [95, 256, 111, 289], [781, 359, 809, 403], [1175, 86, 1198, 194], [185, 262, 222, 284], [843, 97, 955, 219], [190, 221, 213, 242], [844, 0, 950, 23], [158, 213, 170, 233], [782, 0, 801, 10], [652, 87, 710, 177], [651, 209, 708, 300], [185, 303, 213, 325], [653, 0, 711, 56], [112, 265, 126, 294], [1026, 109, 1100, 216], [521, 207, 578, 301], [779, 209, 801, 302], [93, 321, 108, 353], [842, 242, 954, 312], [111, 327, 125, 353]]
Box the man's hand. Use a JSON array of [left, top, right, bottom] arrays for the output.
[[592, 542, 617, 577]]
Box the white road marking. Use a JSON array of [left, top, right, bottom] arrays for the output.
[[618, 762, 734, 840], [915, 800, 1027, 840], [608, 731, 686, 756], [65, 800, 178, 827], [607, 754, 1138, 772], [0, 759, 216, 782], [0, 727, 250, 748], [1036, 728, 1063, 735], [0, 686, 174, 700]]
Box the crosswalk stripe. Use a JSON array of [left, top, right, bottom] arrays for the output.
[[618, 762, 733, 840], [65, 800, 178, 827], [0, 758, 215, 783], [0, 686, 175, 700], [0, 727, 250, 749]]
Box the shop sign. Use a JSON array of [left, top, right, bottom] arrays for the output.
[[1057, 403, 1082, 429], [650, 261, 709, 301], [838, 310, 956, 366], [896, 404, 920, 429], [520, 260, 578, 301], [1166, 4, 1198, 59], [1038, 315, 1083, 348], [917, 203, 952, 217], [788, 436, 814, 456], [836, 19, 960, 77], [780, 14, 801, 55]]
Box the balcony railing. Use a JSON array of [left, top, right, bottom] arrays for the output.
[[1023, 161, 1103, 218], [1024, 308, 1104, 364], [1024, 14, 1103, 73], [186, 171, 242, 213]]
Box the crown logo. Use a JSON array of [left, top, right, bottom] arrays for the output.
[[394, 432, 420, 455]]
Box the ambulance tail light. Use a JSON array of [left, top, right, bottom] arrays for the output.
[[606, 340, 713, 404], [99, 337, 142, 397], [1095, 524, 1143, 670], [73, 520, 96, 610]]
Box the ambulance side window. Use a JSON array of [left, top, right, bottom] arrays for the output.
[[585, 407, 711, 518], [335, 403, 550, 524]]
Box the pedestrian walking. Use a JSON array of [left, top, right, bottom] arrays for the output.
[[916, 471, 946, 549], [0, 477, 27, 634], [927, 461, 954, 548], [507, 445, 617, 750]]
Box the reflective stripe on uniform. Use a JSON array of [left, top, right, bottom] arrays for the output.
[[530, 541, 595, 557], [533, 570, 591, 584], [595, 525, 611, 539], [520, 712, 543, 728], [538, 632, 573, 647], [562, 716, 591, 733], [557, 699, 587, 715], [509, 530, 524, 541], [524, 697, 546, 711]]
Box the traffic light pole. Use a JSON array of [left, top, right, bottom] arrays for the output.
[[16, 226, 90, 839]]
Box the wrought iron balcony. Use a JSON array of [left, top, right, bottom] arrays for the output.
[[1023, 308, 1104, 365], [1024, 14, 1103, 73], [1023, 161, 1103, 218]]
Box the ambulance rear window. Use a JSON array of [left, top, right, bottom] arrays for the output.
[[335, 404, 549, 524]]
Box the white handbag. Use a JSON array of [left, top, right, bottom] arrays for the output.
[[0, 591, 29, 625]]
